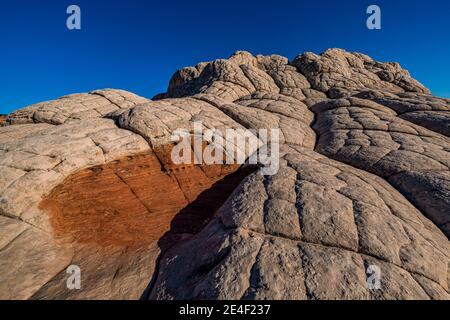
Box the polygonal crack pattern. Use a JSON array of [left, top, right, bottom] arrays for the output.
[[0, 49, 449, 300]]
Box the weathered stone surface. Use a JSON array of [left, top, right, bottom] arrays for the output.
[[1, 49, 449, 300], [0, 115, 6, 126], [31, 152, 249, 300], [0, 122, 250, 299], [0, 217, 74, 300], [5, 89, 149, 125], [0, 119, 150, 230], [311, 97, 450, 237], [162, 51, 314, 103], [400, 111, 450, 137], [148, 147, 449, 300], [0, 123, 52, 144], [40, 151, 242, 248], [112, 97, 259, 149], [0, 119, 154, 299], [353, 90, 450, 137], [193, 92, 316, 148], [292, 49, 430, 95], [390, 171, 450, 237]]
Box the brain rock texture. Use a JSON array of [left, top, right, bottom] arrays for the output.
[[0, 49, 449, 300]]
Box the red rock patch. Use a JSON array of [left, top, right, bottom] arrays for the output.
[[40, 147, 252, 250]]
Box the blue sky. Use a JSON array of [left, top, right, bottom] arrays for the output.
[[1, 0, 449, 114]]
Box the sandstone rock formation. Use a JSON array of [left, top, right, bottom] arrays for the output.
[[6, 89, 149, 125], [0, 115, 6, 126], [0, 49, 449, 300]]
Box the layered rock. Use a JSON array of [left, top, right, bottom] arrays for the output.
[[0, 49, 449, 300], [292, 49, 430, 95], [32, 152, 249, 300], [0, 116, 255, 299], [6, 89, 149, 125], [311, 97, 450, 235], [0, 119, 151, 299], [149, 146, 449, 300]]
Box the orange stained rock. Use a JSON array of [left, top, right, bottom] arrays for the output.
[[40, 147, 249, 249]]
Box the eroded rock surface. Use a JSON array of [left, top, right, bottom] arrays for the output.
[[149, 146, 449, 300], [6, 89, 149, 125], [311, 97, 450, 236], [31, 152, 248, 300], [0, 49, 449, 300], [292, 49, 430, 95]]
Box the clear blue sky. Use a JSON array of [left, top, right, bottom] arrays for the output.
[[1, 0, 449, 114]]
